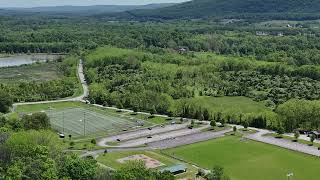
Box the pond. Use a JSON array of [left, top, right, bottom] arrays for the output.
[[0, 54, 63, 67]]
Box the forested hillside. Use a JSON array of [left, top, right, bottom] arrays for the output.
[[125, 0, 320, 20], [2, 4, 175, 16], [1, 17, 320, 66]]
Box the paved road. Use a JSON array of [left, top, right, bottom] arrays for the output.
[[12, 59, 88, 109]]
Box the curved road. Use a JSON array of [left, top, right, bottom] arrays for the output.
[[13, 59, 89, 109]]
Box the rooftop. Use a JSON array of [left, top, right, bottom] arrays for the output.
[[160, 164, 187, 173]]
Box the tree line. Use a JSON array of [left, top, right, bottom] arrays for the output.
[[85, 47, 320, 132], [1, 15, 320, 67]]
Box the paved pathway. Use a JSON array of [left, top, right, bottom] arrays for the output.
[[285, 133, 320, 144], [230, 124, 320, 157]]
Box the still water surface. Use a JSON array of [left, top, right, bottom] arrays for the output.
[[0, 54, 62, 67]]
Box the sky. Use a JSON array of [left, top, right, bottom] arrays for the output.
[[0, 0, 189, 8]]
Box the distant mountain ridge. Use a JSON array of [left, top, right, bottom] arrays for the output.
[[120, 0, 320, 20], [1, 3, 175, 16]]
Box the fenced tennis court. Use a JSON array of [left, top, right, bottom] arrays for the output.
[[46, 107, 140, 138]]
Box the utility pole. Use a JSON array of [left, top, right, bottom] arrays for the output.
[[62, 112, 65, 133], [287, 172, 293, 180], [83, 112, 86, 136]]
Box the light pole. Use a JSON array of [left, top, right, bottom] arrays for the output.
[[287, 172, 293, 180], [62, 112, 65, 134], [83, 112, 86, 136]]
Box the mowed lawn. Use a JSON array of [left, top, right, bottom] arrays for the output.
[[16, 101, 85, 113], [165, 136, 320, 180], [190, 96, 270, 114]]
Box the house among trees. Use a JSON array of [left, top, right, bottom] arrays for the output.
[[277, 32, 284, 37], [176, 46, 189, 53], [256, 31, 269, 36]]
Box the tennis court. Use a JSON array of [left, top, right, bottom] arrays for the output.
[[46, 107, 141, 137]]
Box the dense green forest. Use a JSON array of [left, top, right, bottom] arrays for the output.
[[1, 15, 319, 66], [0, 11, 319, 131], [85, 47, 320, 131]]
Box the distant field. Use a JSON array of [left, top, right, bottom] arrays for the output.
[[0, 62, 62, 83], [165, 136, 320, 180], [189, 96, 270, 114]]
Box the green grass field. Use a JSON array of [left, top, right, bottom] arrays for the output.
[[46, 107, 139, 137], [189, 96, 270, 114], [0, 62, 62, 83], [17, 102, 156, 138], [165, 136, 320, 180], [16, 101, 85, 113]]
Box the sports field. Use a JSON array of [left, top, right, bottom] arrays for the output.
[[46, 107, 143, 137], [97, 151, 198, 179], [164, 136, 320, 180]]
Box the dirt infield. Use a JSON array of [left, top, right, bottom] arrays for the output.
[[117, 154, 165, 168]]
